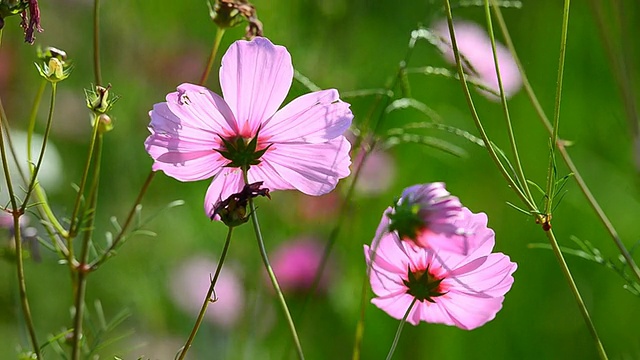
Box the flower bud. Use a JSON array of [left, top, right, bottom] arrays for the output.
[[85, 84, 119, 115], [212, 181, 270, 227], [207, 0, 263, 39], [96, 113, 113, 133], [35, 56, 71, 82]]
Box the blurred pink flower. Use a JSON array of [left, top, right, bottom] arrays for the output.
[[145, 37, 353, 218], [432, 19, 522, 100], [169, 257, 244, 329], [353, 149, 395, 196], [388, 183, 469, 254], [365, 207, 517, 330], [270, 237, 332, 293]]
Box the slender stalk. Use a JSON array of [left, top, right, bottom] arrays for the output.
[[483, 1, 532, 201], [70, 132, 103, 360], [351, 275, 370, 360], [93, 0, 102, 86], [0, 106, 41, 359], [385, 298, 417, 360], [26, 81, 47, 167], [199, 28, 226, 86], [490, 0, 640, 284], [545, 229, 608, 359], [242, 169, 305, 360], [177, 226, 234, 360], [543, 0, 570, 215], [67, 111, 102, 239], [89, 171, 156, 269], [443, 0, 536, 212], [21, 83, 57, 213]]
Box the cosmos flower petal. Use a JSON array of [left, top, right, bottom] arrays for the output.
[[371, 293, 420, 325], [449, 253, 517, 298], [166, 83, 239, 135], [261, 137, 351, 195], [262, 89, 353, 143], [437, 292, 506, 330], [203, 168, 245, 217], [220, 37, 293, 133]]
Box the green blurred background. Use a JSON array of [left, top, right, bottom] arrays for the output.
[[1, 0, 639, 359]]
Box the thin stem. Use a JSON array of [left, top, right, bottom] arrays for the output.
[[0, 105, 41, 359], [443, 0, 536, 212], [351, 275, 370, 360], [545, 229, 608, 359], [544, 0, 570, 215], [26, 81, 47, 168], [177, 226, 234, 360], [483, 1, 532, 201], [242, 169, 305, 360], [385, 298, 417, 360], [490, 0, 640, 284], [93, 0, 102, 86], [21, 83, 57, 213], [199, 28, 226, 86], [90, 171, 156, 269], [71, 132, 103, 360], [68, 111, 102, 239]]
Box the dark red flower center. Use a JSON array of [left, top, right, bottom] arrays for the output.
[[403, 265, 447, 303], [216, 127, 271, 169]]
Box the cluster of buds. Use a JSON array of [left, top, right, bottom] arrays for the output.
[[208, 0, 263, 39], [0, 0, 42, 44], [85, 84, 119, 133]]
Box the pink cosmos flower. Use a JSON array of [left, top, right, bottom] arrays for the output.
[[169, 256, 244, 329], [387, 183, 468, 254], [270, 237, 332, 294], [365, 207, 517, 330], [145, 37, 353, 218], [432, 19, 522, 100]]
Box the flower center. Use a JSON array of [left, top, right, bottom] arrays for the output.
[[403, 265, 447, 303], [216, 129, 271, 169], [387, 200, 425, 241]]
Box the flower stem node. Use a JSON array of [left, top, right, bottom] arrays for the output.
[[212, 181, 270, 227]]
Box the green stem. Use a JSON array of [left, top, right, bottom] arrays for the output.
[[483, 1, 532, 201], [242, 168, 305, 360], [93, 0, 102, 86], [385, 298, 417, 360], [89, 171, 156, 269], [443, 0, 536, 212], [544, 0, 570, 215], [68, 111, 102, 240], [21, 83, 57, 213], [0, 104, 41, 359], [490, 0, 640, 284], [71, 132, 103, 360], [351, 275, 370, 360], [26, 81, 47, 168], [199, 28, 226, 86], [545, 229, 608, 359], [177, 226, 234, 360]]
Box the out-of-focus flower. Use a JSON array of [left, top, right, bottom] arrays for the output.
[[0, 213, 40, 261], [365, 207, 517, 330], [145, 37, 353, 219], [0, 130, 63, 206], [169, 256, 244, 329], [270, 237, 332, 294], [387, 183, 469, 254], [295, 192, 340, 222], [431, 19, 522, 100], [353, 148, 395, 196]]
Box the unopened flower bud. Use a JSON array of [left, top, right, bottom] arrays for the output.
[[208, 0, 263, 39], [35, 56, 71, 82], [96, 113, 113, 133], [85, 84, 118, 115], [212, 181, 270, 226]]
